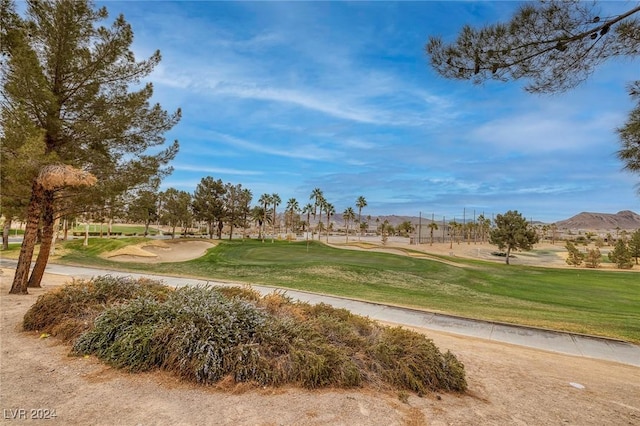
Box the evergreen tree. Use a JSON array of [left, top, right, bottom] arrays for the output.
[[489, 210, 539, 265], [426, 1, 640, 185], [565, 241, 584, 267], [192, 177, 226, 239], [629, 229, 640, 265], [585, 248, 602, 269], [160, 188, 192, 238], [608, 239, 633, 269], [3, 0, 180, 294], [126, 189, 160, 237]]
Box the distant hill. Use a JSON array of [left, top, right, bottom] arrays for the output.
[[325, 211, 640, 231], [554, 210, 640, 230]]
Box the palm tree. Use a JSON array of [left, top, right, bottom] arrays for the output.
[[428, 222, 438, 246], [316, 194, 326, 240], [449, 220, 458, 249], [271, 193, 281, 242], [324, 201, 335, 243], [285, 197, 299, 235], [355, 196, 367, 239], [310, 188, 323, 219], [301, 203, 314, 240], [251, 206, 265, 240], [258, 193, 272, 242], [343, 207, 356, 243]]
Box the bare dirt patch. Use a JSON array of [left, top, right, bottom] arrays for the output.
[[1, 268, 639, 425]]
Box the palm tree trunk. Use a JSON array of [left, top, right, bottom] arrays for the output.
[[28, 190, 56, 288], [10, 180, 43, 294]]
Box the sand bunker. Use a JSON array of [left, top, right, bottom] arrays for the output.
[[105, 240, 215, 263]]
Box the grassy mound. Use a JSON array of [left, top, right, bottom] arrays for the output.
[[24, 276, 466, 394]]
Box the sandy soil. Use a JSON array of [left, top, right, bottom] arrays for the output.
[[1, 267, 639, 425], [103, 239, 216, 263], [331, 236, 638, 272]]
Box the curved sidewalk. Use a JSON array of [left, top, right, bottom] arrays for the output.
[[2, 260, 639, 367]]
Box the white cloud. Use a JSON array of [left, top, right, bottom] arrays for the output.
[[172, 164, 263, 176], [204, 131, 338, 161]]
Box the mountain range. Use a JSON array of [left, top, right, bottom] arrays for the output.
[[553, 210, 640, 230], [329, 211, 640, 231]]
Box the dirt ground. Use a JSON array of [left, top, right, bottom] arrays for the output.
[[1, 265, 639, 426], [2, 239, 640, 424]]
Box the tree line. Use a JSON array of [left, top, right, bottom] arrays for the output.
[[109, 181, 372, 243], [4, 0, 640, 294]]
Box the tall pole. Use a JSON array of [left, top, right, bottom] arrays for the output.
[[463, 208, 466, 245], [473, 209, 476, 244], [418, 212, 422, 245]]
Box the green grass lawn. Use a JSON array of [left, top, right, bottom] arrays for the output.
[[69, 224, 162, 235], [27, 238, 640, 343]]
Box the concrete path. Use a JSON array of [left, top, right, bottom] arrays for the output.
[[2, 259, 639, 367]]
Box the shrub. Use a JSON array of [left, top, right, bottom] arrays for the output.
[[23, 275, 171, 341], [28, 276, 467, 394]]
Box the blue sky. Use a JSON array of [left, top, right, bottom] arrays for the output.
[[97, 1, 638, 223]]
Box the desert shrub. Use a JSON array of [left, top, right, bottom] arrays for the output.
[[368, 327, 467, 394], [23, 275, 172, 341], [29, 276, 466, 394], [217, 285, 262, 302]]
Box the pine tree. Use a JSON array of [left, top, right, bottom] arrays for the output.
[[565, 241, 584, 267], [2, 0, 180, 294], [426, 1, 640, 185], [489, 210, 539, 265], [608, 239, 633, 269], [628, 229, 640, 265], [585, 248, 602, 269]]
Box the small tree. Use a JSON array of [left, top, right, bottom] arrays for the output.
[[585, 248, 602, 269], [629, 229, 640, 265], [160, 188, 192, 238], [608, 239, 633, 269], [396, 220, 414, 237], [489, 210, 539, 265], [380, 220, 390, 245], [428, 222, 438, 246], [565, 241, 584, 267], [126, 189, 159, 237], [192, 177, 225, 239]]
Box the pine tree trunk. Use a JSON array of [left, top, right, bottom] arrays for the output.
[[83, 222, 89, 246], [2, 217, 11, 250], [28, 190, 55, 288], [10, 181, 43, 294], [50, 216, 60, 255]]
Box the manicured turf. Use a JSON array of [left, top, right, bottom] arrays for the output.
[[69, 224, 162, 235], [23, 238, 640, 343]]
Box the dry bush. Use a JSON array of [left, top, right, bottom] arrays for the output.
[[27, 276, 467, 394], [22, 275, 172, 341]]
